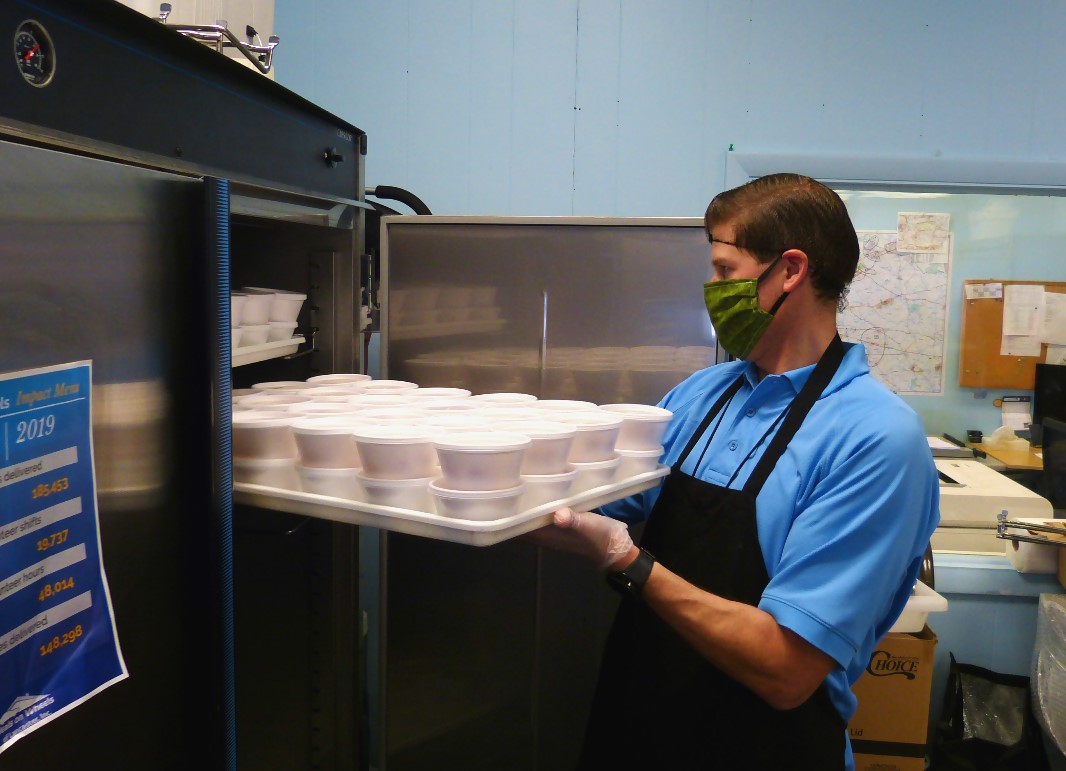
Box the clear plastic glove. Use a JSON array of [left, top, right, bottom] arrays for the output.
[[523, 507, 634, 570]]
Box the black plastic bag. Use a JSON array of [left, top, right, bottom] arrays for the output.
[[932, 653, 1049, 770]]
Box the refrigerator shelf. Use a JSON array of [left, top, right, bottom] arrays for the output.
[[234, 465, 669, 546], [232, 336, 306, 367]]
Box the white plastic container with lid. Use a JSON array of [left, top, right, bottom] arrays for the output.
[[469, 392, 538, 405], [616, 446, 665, 478], [408, 387, 472, 400], [359, 407, 431, 423], [433, 431, 532, 491], [494, 420, 576, 475], [290, 416, 363, 468], [233, 456, 301, 489], [420, 400, 480, 414], [530, 399, 598, 412], [426, 414, 493, 435], [239, 392, 313, 409], [429, 482, 525, 521], [569, 454, 621, 494], [298, 386, 368, 403], [357, 473, 435, 512], [251, 380, 310, 392], [296, 465, 361, 499], [230, 292, 248, 328], [240, 292, 272, 325], [359, 379, 419, 392], [232, 410, 298, 459], [887, 580, 948, 633], [231, 327, 244, 349], [306, 373, 372, 387], [242, 287, 307, 323], [240, 324, 271, 346], [346, 393, 416, 409], [352, 424, 438, 480], [268, 321, 299, 342], [553, 410, 625, 463], [599, 403, 674, 451], [285, 402, 363, 417], [519, 466, 578, 509]]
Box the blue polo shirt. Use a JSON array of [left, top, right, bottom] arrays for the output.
[[602, 342, 940, 768]]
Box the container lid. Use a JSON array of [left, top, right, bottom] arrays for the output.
[[552, 411, 625, 430], [359, 379, 419, 390], [420, 401, 479, 413], [239, 393, 313, 406], [469, 392, 538, 404], [291, 416, 373, 434], [286, 403, 362, 416], [233, 456, 297, 468], [242, 286, 307, 300], [570, 454, 622, 469], [426, 414, 492, 429], [432, 431, 532, 452], [356, 472, 436, 487], [529, 399, 598, 411], [616, 446, 665, 458], [346, 394, 416, 407], [296, 464, 361, 476], [521, 465, 578, 482], [409, 387, 472, 400], [306, 373, 372, 385], [251, 380, 309, 391], [232, 410, 294, 428], [351, 425, 434, 444], [599, 403, 674, 421], [429, 481, 525, 500], [494, 420, 577, 440]]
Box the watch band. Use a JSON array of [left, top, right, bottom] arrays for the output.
[[606, 548, 655, 600]]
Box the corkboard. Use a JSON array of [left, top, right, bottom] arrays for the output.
[[959, 279, 1066, 388]]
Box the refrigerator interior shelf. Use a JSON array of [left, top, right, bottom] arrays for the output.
[[232, 336, 306, 367], [234, 465, 669, 546]]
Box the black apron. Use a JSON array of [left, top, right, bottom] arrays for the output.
[[579, 336, 847, 771]]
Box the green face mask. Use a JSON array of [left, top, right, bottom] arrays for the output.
[[703, 256, 788, 359]]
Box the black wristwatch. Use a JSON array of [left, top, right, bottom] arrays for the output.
[[606, 548, 655, 600]]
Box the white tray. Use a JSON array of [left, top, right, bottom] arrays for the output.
[[233, 465, 669, 546], [232, 336, 306, 367]]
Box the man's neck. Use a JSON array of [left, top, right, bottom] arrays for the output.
[[751, 308, 839, 378]]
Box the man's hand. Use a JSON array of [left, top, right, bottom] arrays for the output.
[[523, 508, 635, 570]]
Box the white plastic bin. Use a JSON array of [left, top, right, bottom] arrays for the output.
[[888, 580, 948, 633]]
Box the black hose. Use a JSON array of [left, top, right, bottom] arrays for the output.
[[366, 185, 432, 215]]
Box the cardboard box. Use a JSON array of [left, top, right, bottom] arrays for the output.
[[848, 625, 937, 771]]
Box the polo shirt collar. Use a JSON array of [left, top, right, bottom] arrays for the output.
[[739, 342, 870, 397]]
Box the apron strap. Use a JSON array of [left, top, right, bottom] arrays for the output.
[[741, 335, 846, 497], [675, 375, 745, 470]]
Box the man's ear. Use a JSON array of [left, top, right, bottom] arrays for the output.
[[780, 248, 808, 291]]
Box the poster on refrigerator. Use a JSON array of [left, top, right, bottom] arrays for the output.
[[0, 361, 127, 754]]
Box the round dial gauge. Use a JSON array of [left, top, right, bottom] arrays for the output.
[[14, 20, 56, 88]]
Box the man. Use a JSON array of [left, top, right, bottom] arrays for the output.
[[539, 173, 940, 770]]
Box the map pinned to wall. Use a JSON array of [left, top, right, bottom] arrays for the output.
[[839, 230, 951, 394], [897, 212, 951, 255]]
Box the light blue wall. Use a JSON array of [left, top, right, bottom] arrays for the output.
[[274, 0, 1066, 433]]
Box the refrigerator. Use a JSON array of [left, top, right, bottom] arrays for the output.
[[1, 1, 365, 768]]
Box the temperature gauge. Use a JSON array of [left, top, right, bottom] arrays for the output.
[[14, 19, 56, 88]]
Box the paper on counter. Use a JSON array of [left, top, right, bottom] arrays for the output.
[[897, 212, 950, 254]]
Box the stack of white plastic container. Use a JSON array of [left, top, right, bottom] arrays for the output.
[[230, 287, 307, 349], [232, 376, 672, 521]]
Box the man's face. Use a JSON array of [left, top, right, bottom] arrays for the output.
[[708, 224, 772, 284]]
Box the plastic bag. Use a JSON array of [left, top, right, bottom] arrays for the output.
[[932, 653, 1049, 770]]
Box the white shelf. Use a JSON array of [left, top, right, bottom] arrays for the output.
[[233, 465, 669, 546], [232, 336, 305, 367]]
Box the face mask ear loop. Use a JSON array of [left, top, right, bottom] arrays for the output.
[[767, 291, 789, 315]]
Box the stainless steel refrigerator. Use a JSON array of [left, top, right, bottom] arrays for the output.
[[1, 1, 365, 768]]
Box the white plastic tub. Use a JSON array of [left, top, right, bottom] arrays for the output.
[[359, 379, 419, 392], [569, 454, 621, 494], [240, 292, 272, 325], [231, 327, 243, 349], [469, 392, 538, 406], [291, 417, 362, 468], [250, 380, 309, 392], [530, 399, 598, 412], [240, 324, 271, 346], [426, 414, 492, 434], [429, 482, 525, 521], [243, 287, 307, 323], [495, 420, 576, 475], [409, 387, 472, 400], [599, 403, 674, 451], [232, 411, 298, 459], [433, 432, 532, 491], [520, 467, 577, 509], [306, 373, 372, 387], [352, 425, 437, 480], [268, 321, 299, 342], [357, 473, 435, 512], [286, 402, 363, 417], [346, 393, 416, 409], [230, 293, 247, 328], [616, 446, 665, 478], [888, 580, 948, 633], [233, 456, 300, 489], [554, 411, 624, 462], [298, 387, 367, 403], [296, 465, 361, 499], [239, 393, 312, 409]]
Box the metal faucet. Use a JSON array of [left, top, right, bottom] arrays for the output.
[[156, 3, 280, 74]]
